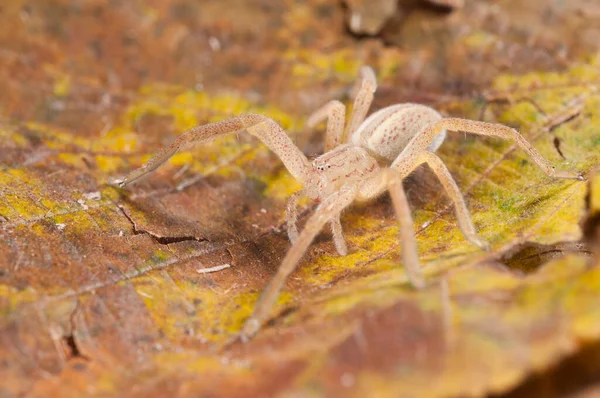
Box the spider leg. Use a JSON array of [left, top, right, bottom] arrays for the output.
[[387, 173, 426, 288], [420, 152, 489, 249], [346, 66, 377, 138], [116, 114, 312, 187], [394, 118, 583, 180], [330, 215, 348, 255], [283, 67, 376, 253], [397, 151, 489, 250], [304, 100, 346, 151], [358, 154, 487, 289], [294, 98, 352, 253], [240, 184, 358, 341], [286, 189, 348, 255], [355, 169, 426, 288], [285, 190, 302, 243]]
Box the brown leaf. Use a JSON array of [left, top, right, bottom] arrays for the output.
[[1, 1, 600, 397]]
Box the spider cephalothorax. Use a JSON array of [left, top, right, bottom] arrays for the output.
[[117, 67, 583, 341]]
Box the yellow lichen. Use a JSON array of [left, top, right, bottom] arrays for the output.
[[53, 74, 72, 97]]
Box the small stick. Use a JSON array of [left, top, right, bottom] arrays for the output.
[[196, 264, 231, 274]]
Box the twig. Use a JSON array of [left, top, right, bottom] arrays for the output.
[[196, 264, 231, 274]]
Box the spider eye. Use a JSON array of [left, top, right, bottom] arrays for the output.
[[327, 165, 331, 169]]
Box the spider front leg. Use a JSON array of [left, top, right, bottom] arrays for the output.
[[329, 215, 348, 255], [240, 184, 358, 341], [356, 169, 426, 288], [285, 191, 302, 243], [286, 191, 348, 255], [116, 114, 312, 187], [387, 174, 426, 288]]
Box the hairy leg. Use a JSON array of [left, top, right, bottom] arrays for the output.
[[117, 114, 312, 187], [410, 152, 488, 249], [393, 118, 583, 180], [241, 184, 358, 340], [329, 215, 348, 256], [391, 149, 488, 250], [286, 191, 301, 243], [355, 170, 425, 288], [287, 190, 348, 255], [304, 100, 346, 151], [346, 66, 377, 138], [387, 174, 426, 289]]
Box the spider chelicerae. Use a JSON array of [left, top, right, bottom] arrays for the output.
[[117, 66, 583, 341]]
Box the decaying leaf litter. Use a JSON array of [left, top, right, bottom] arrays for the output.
[[1, 1, 600, 397], [116, 64, 586, 343]]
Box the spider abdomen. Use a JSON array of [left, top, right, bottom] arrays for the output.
[[351, 103, 444, 161]]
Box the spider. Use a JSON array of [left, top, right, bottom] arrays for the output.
[[116, 66, 583, 341]]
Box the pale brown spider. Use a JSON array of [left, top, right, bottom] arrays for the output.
[[116, 67, 582, 341]]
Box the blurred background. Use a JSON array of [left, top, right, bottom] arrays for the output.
[[1, 1, 600, 397]]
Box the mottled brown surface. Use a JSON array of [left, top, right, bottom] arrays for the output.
[[1, 1, 600, 397]]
